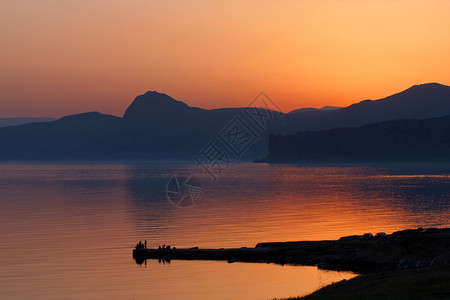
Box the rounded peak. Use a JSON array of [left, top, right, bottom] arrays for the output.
[[137, 91, 188, 107], [407, 82, 449, 91], [383, 83, 450, 101], [143, 90, 172, 98], [59, 111, 119, 119], [57, 112, 119, 125], [123, 91, 190, 120], [414, 82, 446, 86]]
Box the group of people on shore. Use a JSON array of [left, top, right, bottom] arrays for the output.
[[135, 240, 147, 249], [135, 241, 176, 250], [158, 244, 175, 250]]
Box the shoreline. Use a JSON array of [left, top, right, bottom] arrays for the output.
[[133, 227, 450, 274], [133, 227, 450, 299], [287, 265, 450, 300]]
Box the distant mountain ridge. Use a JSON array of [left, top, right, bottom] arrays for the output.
[[271, 83, 450, 135], [0, 112, 120, 160], [264, 114, 450, 163], [0, 83, 449, 160], [0, 117, 56, 128], [0, 92, 278, 160], [289, 106, 342, 114]]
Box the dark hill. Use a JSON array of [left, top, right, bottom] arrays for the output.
[[1, 83, 450, 161], [289, 106, 342, 114], [0, 117, 56, 127], [117, 91, 274, 159], [0, 112, 120, 159], [264, 114, 450, 163], [0, 92, 279, 160], [272, 83, 450, 135]]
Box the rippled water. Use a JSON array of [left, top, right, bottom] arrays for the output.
[[0, 163, 449, 299]]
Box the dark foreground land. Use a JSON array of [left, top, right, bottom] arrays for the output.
[[285, 266, 450, 300], [133, 228, 450, 299], [134, 228, 450, 273]]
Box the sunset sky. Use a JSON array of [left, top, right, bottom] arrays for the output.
[[1, 0, 449, 117]]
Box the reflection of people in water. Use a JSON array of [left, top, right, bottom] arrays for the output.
[[157, 258, 171, 264]]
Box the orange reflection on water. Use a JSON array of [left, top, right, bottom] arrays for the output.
[[0, 163, 449, 299]]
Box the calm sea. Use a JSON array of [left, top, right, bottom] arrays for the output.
[[0, 163, 449, 299]]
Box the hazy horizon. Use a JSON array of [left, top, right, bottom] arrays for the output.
[[1, 82, 447, 119]]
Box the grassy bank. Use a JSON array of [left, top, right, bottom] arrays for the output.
[[282, 266, 450, 300]]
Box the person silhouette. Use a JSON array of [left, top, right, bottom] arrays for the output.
[[144, 240, 147, 249]]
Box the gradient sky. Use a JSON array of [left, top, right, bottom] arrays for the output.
[[1, 0, 449, 117]]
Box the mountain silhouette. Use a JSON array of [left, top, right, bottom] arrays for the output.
[[264, 114, 450, 163], [0, 92, 278, 160], [117, 91, 275, 159], [0, 83, 449, 160], [123, 91, 192, 124], [0, 112, 120, 159], [121, 91, 239, 134], [272, 83, 450, 134], [288, 106, 342, 114], [0, 117, 56, 128]]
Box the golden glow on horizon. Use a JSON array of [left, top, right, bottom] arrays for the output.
[[0, 0, 449, 117]]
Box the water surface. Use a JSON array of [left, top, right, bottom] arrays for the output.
[[0, 163, 449, 299]]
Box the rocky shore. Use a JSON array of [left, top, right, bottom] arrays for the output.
[[133, 227, 450, 274]]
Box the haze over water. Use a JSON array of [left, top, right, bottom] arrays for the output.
[[0, 163, 449, 299]]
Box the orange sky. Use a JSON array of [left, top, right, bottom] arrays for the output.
[[0, 0, 449, 117]]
